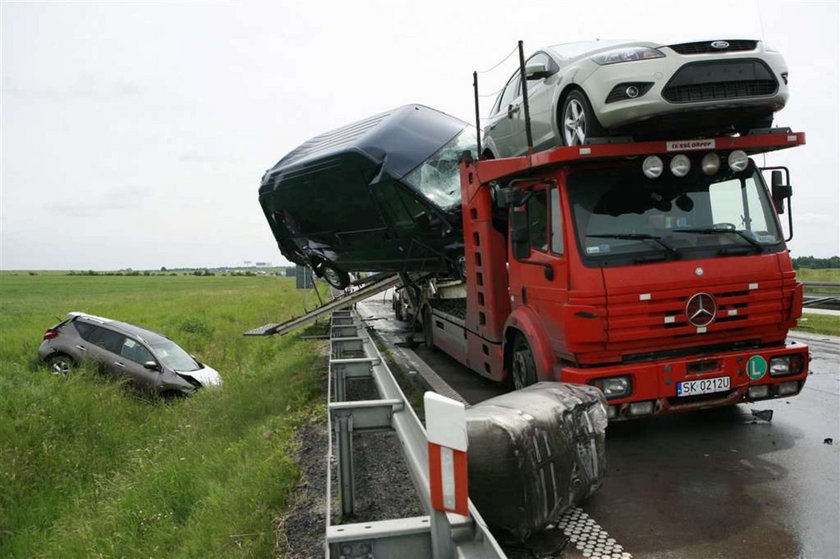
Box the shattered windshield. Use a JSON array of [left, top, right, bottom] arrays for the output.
[[568, 162, 783, 265], [148, 339, 200, 372], [403, 127, 477, 211]]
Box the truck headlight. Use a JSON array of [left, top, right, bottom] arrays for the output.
[[769, 354, 804, 377], [590, 375, 632, 399], [591, 47, 664, 65], [728, 150, 749, 172]]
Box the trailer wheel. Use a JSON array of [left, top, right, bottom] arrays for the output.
[[511, 334, 537, 390], [394, 292, 404, 321], [422, 306, 434, 349]]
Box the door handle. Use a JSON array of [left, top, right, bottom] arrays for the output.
[[75, 345, 87, 351], [114, 361, 126, 368], [507, 104, 520, 118]]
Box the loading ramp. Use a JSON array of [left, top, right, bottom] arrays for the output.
[[244, 273, 401, 337]]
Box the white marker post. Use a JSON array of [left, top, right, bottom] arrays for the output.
[[425, 392, 469, 558]]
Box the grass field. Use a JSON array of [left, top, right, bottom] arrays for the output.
[[0, 273, 326, 557]]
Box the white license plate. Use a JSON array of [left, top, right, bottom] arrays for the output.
[[676, 376, 730, 397]]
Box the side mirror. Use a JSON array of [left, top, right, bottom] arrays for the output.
[[144, 361, 160, 371], [771, 170, 792, 214], [510, 210, 531, 260], [525, 61, 549, 80]]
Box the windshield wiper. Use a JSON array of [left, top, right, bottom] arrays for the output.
[[587, 233, 680, 258], [672, 228, 763, 252]]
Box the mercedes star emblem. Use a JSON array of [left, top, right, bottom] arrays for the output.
[[686, 293, 717, 327]]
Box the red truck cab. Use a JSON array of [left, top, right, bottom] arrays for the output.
[[438, 131, 808, 420]]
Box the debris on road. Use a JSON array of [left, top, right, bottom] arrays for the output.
[[750, 409, 774, 422]]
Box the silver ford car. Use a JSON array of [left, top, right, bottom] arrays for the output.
[[38, 312, 222, 396], [483, 39, 789, 157]]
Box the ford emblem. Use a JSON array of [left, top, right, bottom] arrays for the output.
[[711, 40, 730, 49]]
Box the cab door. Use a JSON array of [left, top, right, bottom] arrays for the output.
[[508, 184, 569, 352]]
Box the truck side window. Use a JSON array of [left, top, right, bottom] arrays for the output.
[[528, 190, 548, 252], [550, 186, 563, 255]]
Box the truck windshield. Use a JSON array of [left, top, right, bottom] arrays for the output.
[[404, 127, 477, 211], [567, 162, 783, 265]]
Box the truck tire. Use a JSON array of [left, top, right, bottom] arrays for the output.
[[511, 334, 538, 390], [422, 306, 435, 349]]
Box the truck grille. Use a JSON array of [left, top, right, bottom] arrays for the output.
[[662, 60, 778, 103], [605, 280, 784, 345], [668, 40, 758, 55]]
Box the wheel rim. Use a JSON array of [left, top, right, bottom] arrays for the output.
[[563, 98, 587, 146], [50, 359, 71, 376], [512, 350, 529, 390], [323, 267, 342, 288]]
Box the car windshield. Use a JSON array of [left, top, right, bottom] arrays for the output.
[[148, 339, 200, 372], [403, 127, 477, 211], [567, 162, 782, 265]]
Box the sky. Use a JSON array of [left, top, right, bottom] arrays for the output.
[[1, 0, 838, 270]]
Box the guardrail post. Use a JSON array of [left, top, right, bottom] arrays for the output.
[[334, 364, 347, 402], [335, 411, 355, 517]]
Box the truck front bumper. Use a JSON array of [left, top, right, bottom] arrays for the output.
[[558, 341, 809, 421]]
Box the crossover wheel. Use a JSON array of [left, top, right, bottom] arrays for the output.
[[511, 334, 538, 390], [46, 354, 74, 376]]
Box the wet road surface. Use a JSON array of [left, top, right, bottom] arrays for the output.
[[357, 298, 840, 559]]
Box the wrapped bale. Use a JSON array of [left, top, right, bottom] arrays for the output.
[[465, 382, 607, 541]]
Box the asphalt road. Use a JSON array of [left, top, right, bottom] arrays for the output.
[[357, 297, 840, 559]]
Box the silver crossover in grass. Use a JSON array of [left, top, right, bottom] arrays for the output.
[[483, 39, 789, 157], [38, 312, 222, 395]]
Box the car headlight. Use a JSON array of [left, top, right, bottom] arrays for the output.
[[769, 354, 804, 377], [591, 47, 664, 65], [590, 375, 632, 399]]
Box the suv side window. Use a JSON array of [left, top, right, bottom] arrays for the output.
[[120, 338, 155, 365], [82, 325, 124, 355]]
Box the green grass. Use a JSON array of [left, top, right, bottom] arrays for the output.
[[0, 274, 326, 557], [796, 313, 840, 337]]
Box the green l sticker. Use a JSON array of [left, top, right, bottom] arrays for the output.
[[747, 356, 767, 380]]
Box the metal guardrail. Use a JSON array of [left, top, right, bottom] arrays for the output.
[[802, 282, 840, 289], [326, 310, 505, 558]]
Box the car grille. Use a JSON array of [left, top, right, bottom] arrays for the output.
[[662, 59, 778, 103], [605, 280, 784, 345], [669, 40, 758, 55]]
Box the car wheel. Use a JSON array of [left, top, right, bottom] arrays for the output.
[[46, 354, 74, 376], [510, 334, 538, 390], [422, 306, 434, 349], [560, 89, 605, 146], [320, 262, 350, 289]]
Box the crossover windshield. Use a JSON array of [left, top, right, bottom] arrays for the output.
[[148, 339, 200, 372], [404, 126, 477, 211], [568, 162, 782, 265]]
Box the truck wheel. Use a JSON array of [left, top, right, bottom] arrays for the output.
[[422, 307, 435, 349], [320, 262, 350, 289], [511, 334, 537, 390]]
